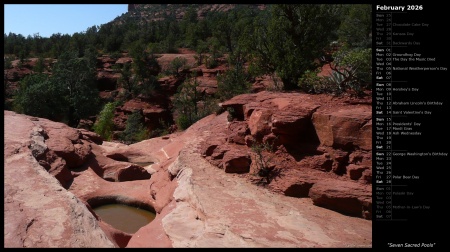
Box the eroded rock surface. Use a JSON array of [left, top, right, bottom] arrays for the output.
[[4, 111, 115, 248], [207, 91, 372, 219], [4, 90, 372, 248]]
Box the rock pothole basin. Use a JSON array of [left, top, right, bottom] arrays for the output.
[[87, 196, 157, 237], [93, 204, 156, 234]]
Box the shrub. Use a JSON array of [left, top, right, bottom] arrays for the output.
[[110, 51, 122, 60], [4, 56, 14, 69], [298, 69, 329, 94], [205, 55, 218, 69], [298, 48, 372, 96], [33, 57, 46, 73], [329, 48, 372, 95], [149, 119, 171, 138], [13, 73, 64, 120], [139, 75, 159, 98], [216, 57, 251, 101], [173, 73, 201, 130], [226, 107, 237, 122], [251, 140, 277, 185], [169, 57, 188, 76], [92, 102, 117, 140], [173, 73, 219, 130], [121, 110, 148, 143], [175, 114, 193, 131]]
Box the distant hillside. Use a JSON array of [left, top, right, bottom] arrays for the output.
[[123, 4, 266, 22]]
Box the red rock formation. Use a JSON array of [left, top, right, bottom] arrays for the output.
[[309, 180, 372, 219], [203, 91, 372, 219], [4, 111, 115, 248], [4, 88, 372, 247]]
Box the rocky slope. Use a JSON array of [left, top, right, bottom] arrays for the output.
[[4, 90, 372, 248], [125, 4, 266, 21]]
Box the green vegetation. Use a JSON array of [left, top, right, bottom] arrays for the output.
[[247, 4, 342, 90], [13, 73, 62, 120], [172, 72, 218, 130], [172, 72, 202, 130], [117, 62, 135, 97], [226, 107, 237, 122], [298, 68, 328, 94], [51, 50, 100, 126], [4, 56, 14, 69], [169, 57, 188, 76], [129, 41, 161, 97], [13, 50, 99, 126], [337, 4, 372, 49], [251, 140, 277, 185], [33, 56, 46, 73], [5, 4, 372, 136], [329, 47, 372, 95], [120, 110, 149, 144], [5, 5, 371, 94], [93, 101, 117, 140], [216, 49, 252, 101]]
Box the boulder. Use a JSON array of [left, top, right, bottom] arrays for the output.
[[309, 180, 372, 219], [248, 109, 272, 138], [312, 107, 372, 150]]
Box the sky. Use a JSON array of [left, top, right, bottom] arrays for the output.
[[4, 4, 128, 38]]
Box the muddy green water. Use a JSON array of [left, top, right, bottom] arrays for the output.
[[93, 204, 156, 234]]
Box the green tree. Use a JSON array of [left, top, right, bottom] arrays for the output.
[[69, 32, 88, 57], [337, 5, 372, 49], [169, 57, 188, 76], [4, 56, 13, 69], [13, 73, 64, 120], [51, 50, 100, 126], [85, 25, 100, 49], [18, 49, 28, 64], [13, 51, 99, 126], [216, 49, 251, 101], [173, 72, 202, 130], [211, 10, 239, 53], [194, 40, 208, 65], [49, 33, 71, 58], [93, 102, 117, 140], [140, 75, 159, 98], [181, 6, 200, 48], [118, 62, 136, 96], [83, 46, 98, 70], [328, 47, 372, 95], [30, 33, 43, 56], [129, 41, 161, 97], [204, 37, 222, 69], [248, 4, 342, 90], [33, 56, 46, 73], [102, 24, 123, 53], [121, 110, 148, 143]]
